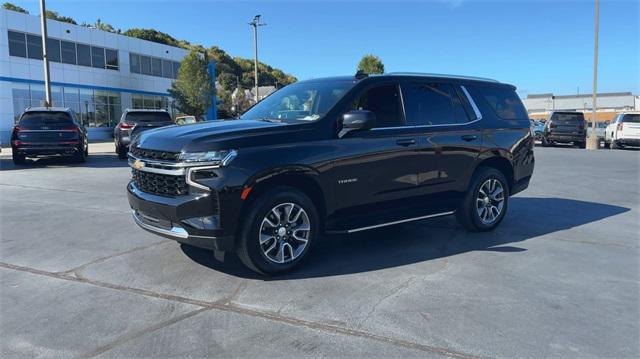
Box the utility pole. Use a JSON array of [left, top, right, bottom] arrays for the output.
[[39, 0, 52, 107], [587, 0, 600, 150], [249, 15, 266, 103]]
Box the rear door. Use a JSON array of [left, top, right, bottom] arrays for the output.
[[401, 80, 483, 206], [16, 111, 79, 144]]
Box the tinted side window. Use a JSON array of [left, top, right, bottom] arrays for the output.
[[353, 85, 404, 128], [474, 85, 527, 120], [622, 114, 640, 123], [402, 82, 470, 126]]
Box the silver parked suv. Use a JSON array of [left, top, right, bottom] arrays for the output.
[[114, 109, 174, 159]]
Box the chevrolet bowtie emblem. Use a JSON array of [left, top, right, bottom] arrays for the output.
[[133, 159, 144, 170]]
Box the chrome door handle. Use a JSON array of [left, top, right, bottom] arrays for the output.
[[396, 139, 416, 146], [461, 135, 478, 142]]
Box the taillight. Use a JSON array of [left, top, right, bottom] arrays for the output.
[[62, 127, 79, 132], [617, 122, 624, 131], [119, 122, 134, 129]]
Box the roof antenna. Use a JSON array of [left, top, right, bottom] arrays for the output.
[[355, 70, 368, 80]]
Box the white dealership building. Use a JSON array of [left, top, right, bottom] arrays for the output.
[[0, 8, 188, 143]]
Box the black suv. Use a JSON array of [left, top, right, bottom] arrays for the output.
[[127, 73, 535, 274], [11, 107, 88, 165], [541, 111, 587, 148], [114, 109, 174, 159]]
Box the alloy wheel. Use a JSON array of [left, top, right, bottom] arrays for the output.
[[476, 179, 505, 225], [259, 202, 310, 264]]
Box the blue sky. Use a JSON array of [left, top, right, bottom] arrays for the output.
[[14, 0, 639, 96]]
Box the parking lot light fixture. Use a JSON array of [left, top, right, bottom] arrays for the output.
[[39, 0, 52, 107], [249, 15, 266, 103], [587, 0, 600, 150]]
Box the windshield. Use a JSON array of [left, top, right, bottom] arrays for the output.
[[240, 80, 355, 123], [19, 112, 73, 127], [125, 111, 173, 124], [550, 113, 584, 123]]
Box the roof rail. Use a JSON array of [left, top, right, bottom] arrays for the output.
[[385, 72, 499, 83]]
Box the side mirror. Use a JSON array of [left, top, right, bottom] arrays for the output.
[[341, 110, 376, 132]]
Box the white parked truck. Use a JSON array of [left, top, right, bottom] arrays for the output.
[[605, 112, 640, 149]]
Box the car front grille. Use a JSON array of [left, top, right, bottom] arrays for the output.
[[130, 146, 180, 162], [132, 169, 188, 196]]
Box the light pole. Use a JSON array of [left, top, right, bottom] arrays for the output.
[[39, 0, 52, 107], [587, 0, 600, 150], [249, 15, 266, 103]]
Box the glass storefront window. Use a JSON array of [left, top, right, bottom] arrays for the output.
[[92, 46, 106, 69], [51, 86, 63, 107], [143, 96, 156, 109], [132, 94, 144, 109], [47, 38, 61, 62], [12, 84, 30, 123], [26, 34, 43, 60], [8, 31, 27, 57], [30, 84, 46, 107]]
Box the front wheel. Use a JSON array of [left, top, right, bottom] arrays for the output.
[[457, 167, 509, 232], [541, 136, 551, 147], [117, 144, 128, 160], [237, 187, 318, 275], [611, 140, 622, 150]]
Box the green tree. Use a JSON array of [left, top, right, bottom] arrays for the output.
[[123, 28, 180, 47], [357, 54, 385, 75], [3, 2, 28, 13], [45, 10, 77, 25], [168, 51, 214, 117], [94, 18, 119, 33]]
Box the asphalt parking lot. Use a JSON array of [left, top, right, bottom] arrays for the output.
[[1, 144, 638, 358]]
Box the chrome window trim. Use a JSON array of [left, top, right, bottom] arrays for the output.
[[460, 85, 483, 121]]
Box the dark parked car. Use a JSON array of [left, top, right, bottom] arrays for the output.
[[11, 107, 88, 165], [127, 73, 535, 274], [541, 111, 586, 148], [114, 109, 174, 159]]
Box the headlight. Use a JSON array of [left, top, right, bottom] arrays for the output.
[[179, 149, 237, 165]]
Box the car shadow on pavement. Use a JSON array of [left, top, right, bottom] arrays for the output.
[[0, 154, 128, 170], [182, 196, 630, 280]]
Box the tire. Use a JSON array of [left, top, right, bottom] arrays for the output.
[[604, 141, 610, 149], [84, 143, 89, 157], [541, 136, 550, 147], [456, 167, 510, 232], [577, 141, 586, 149], [117, 144, 128, 160], [237, 186, 319, 275], [611, 140, 620, 150], [12, 152, 25, 165], [73, 145, 86, 163]]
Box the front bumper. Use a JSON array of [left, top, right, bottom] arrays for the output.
[[127, 182, 234, 251]]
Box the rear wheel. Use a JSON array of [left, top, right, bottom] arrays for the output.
[[74, 145, 86, 163], [541, 136, 551, 147], [12, 152, 25, 165], [577, 141, 586, 149], [237, 187, 318, 275], [611, 140, 621, 150], [117, 144, 128, 159], [456, 167, 509, 232]]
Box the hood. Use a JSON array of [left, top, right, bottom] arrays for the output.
[[135, 119, 291, 153]]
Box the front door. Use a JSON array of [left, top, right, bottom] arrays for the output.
[[328, 83, 423, 229]]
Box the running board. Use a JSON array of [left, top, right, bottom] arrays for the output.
[[327, 211, 456, 234]]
